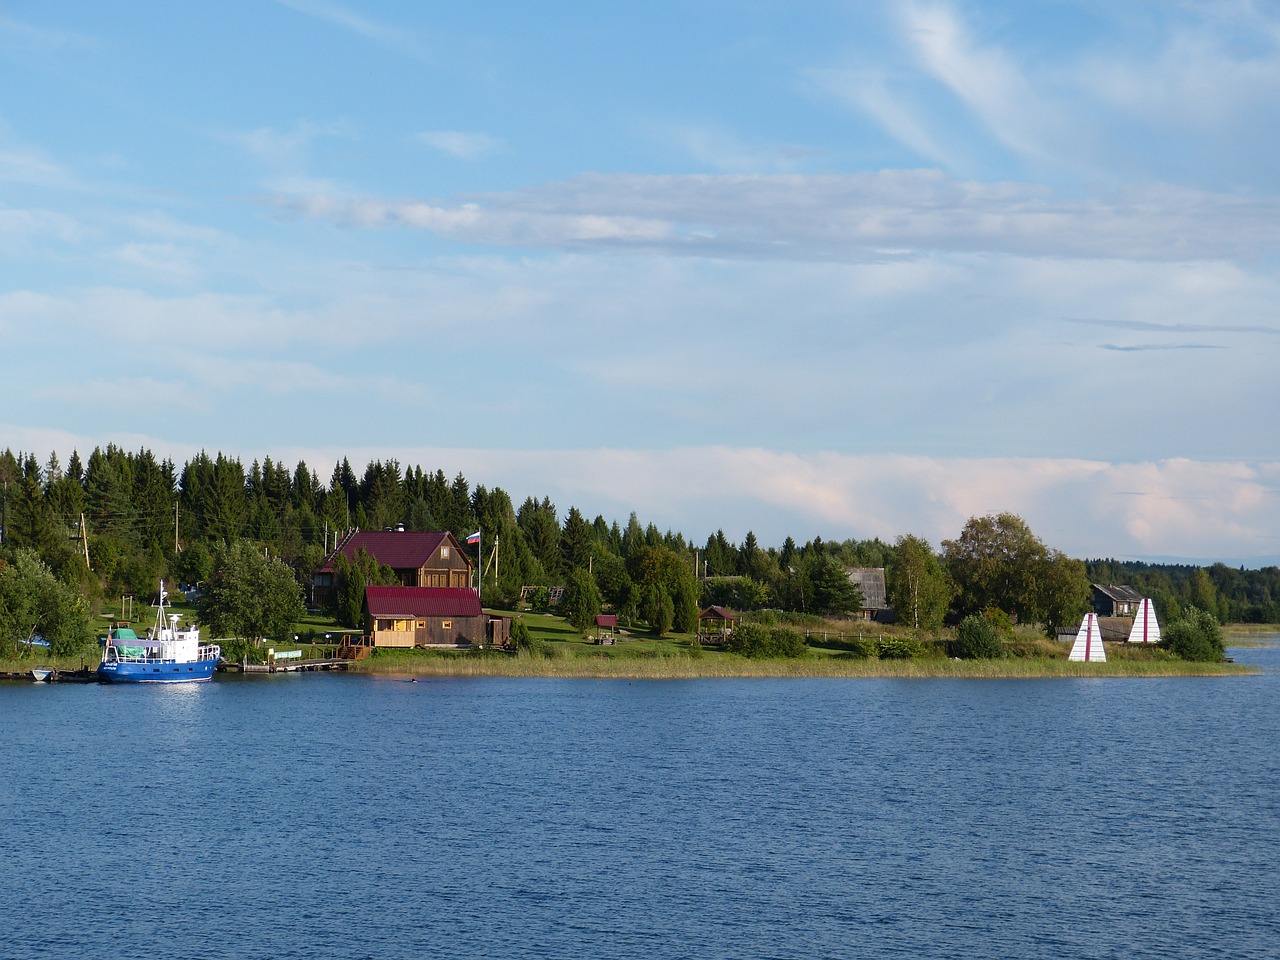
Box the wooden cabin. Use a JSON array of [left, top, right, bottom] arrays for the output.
[[363, 586, 489, 648]]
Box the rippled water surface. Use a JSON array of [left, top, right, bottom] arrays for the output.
[[3, 642, 1277, 960]]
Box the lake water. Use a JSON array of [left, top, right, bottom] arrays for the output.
[[2, 642, 1277, 960]]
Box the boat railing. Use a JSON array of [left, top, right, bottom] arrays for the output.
[[103, 644, 222, 664]]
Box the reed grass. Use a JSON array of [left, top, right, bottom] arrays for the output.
[[350, 648, 1257, 680]]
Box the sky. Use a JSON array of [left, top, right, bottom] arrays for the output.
[[2, 0, 1279, 564]]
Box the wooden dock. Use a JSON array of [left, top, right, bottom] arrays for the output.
[[236, 657, 352, 674]]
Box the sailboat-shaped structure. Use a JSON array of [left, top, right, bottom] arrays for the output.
[[1068, 612, 1106, 662], [1127, 598, 1161, 644]]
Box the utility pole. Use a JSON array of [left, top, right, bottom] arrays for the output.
[[80, 513, 91, 568]]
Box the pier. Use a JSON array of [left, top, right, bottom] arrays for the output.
[[235, 657, 353, 674]]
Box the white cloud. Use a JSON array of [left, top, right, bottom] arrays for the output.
[[263, 171, 1280, 263], [901, 1, 1056, 162], [221, 120, 355, 171], [417, 130, 501, 160]]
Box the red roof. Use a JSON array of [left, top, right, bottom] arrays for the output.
[[595, 614, 618, 627], [365, 586, 483, 618], [319, 530, 454, 574]]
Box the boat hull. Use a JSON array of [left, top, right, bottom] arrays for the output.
[[97, 658, 219, 683]]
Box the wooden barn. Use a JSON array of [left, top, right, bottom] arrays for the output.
[[363, 586, 508, 648], [845, 567, 893, 622], [314, 529, 473, 607]]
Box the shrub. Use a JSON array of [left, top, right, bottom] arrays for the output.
[[526, 587, 551, 613], [1161, 607, 1225, 662], [876, 636, 922, 660], [509, 618, 532, 650], [954, 614, 1004, 659], [725, 623, 808, 659], [842, 636, 879, 659]]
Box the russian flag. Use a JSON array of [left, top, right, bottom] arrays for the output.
[[466, 531, 481, 545]]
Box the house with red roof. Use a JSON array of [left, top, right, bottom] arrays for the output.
[[314, 529, 473, 607], [362, 585, 500, 647]]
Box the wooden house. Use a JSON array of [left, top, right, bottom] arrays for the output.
[[363, 586, 506, 648], [1091, 584, 1143, 618], [314, 530, 472, 607]]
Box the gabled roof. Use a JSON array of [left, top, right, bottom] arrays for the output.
[[699, 605, 736, 621], [1092, 583, 1143, 603], [364, 586, 483, 619], [845, 567, 889, 609], [595, 614, 618, 628], [319, 530, 458, 574]]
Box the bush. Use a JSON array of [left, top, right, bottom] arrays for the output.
[[876, 636, 922, 660], [509, 619, 532, 650], [954, 614, 1004, 659], [1161, 607, 1225, 662], [725, 623, 808, 659]]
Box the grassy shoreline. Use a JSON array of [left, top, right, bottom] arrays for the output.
[[347, 650, 1259, 680], [5, 613, 1271, 681]]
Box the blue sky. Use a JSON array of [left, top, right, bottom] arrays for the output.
[[3, 1, 1278, 563]]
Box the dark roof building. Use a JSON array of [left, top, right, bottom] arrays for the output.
[[1092, 584, 1144, 618], [845, 567, 892, 621]]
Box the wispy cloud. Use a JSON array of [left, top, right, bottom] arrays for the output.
[[809, 67, 951, 166], [901, 1, 1056, 162], [1065, 316, 1280, 337], [261, 171, 1280, 263], [657, 122, 823, 173], [0, 15, 95, 52], [1099, 343, 1224, 353], [273, 0, 426, 60], [416, 130, 501, 160], [221, 120, 355, 169]]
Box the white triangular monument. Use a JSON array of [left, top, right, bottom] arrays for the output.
[[1069, 612, 1106, 662], [1127, 598, 1161, 644]]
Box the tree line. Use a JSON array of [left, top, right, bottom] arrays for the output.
[[2, 446, 1276, 655]]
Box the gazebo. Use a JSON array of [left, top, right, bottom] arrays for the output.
[[595, 614, 618, 644], [697, 605, 736, 645]]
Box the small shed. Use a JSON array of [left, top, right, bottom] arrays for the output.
[[595, 614, 618, 644], [698, 605, 736, 645]]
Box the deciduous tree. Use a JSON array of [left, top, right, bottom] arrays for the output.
[[886, 534, 953, 631], [197, 540, 305, 652]]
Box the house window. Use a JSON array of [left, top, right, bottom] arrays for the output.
[[442, 620, 452, 630], [441, 546, 450, 559]]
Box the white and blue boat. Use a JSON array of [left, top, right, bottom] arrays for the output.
[[98, 581, 221, 683]]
